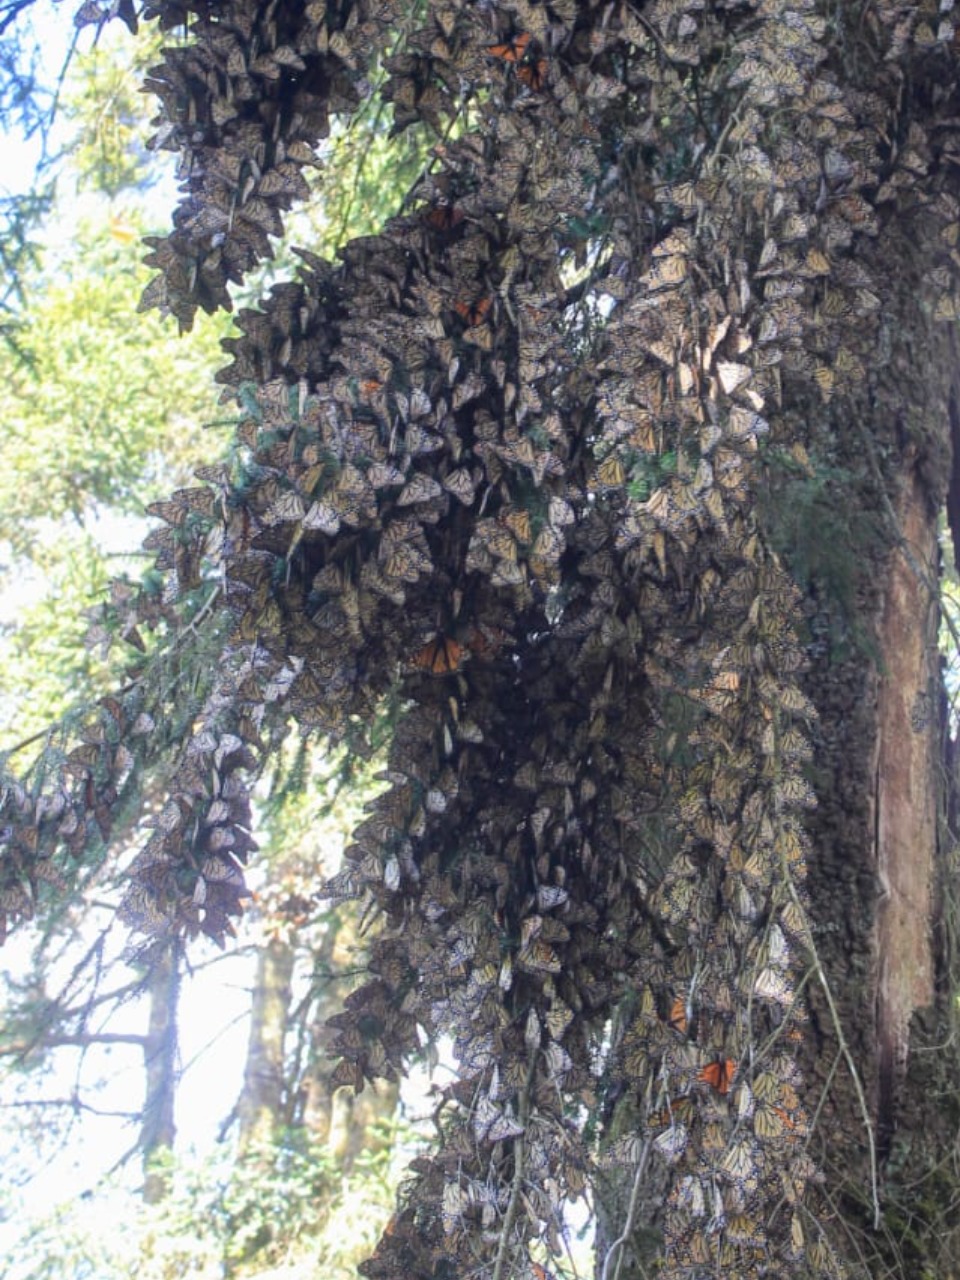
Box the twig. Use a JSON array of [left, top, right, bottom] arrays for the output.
[[1, 583, 223, 760], [767, 695, 881, 1228], [491, 1045, 538, 1280], [784, 868, 882, 1228], [601, 1138, 653, 1280], [3, 1094, 139, 1119]]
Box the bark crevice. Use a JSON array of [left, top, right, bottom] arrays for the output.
[[873, 456, 939, 1145]]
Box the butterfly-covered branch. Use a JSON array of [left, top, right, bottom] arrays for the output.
[[0, 567, 250, 943], [46, 0, 960, 1274], [134, 0, 408, 329]]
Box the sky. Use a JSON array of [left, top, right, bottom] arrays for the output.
[[0, 0, 76, 193]]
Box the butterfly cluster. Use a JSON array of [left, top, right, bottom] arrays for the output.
[[134, 0, 403, 331], [5, 0, 960, 1275]]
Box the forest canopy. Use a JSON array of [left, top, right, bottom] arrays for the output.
[[4, 0, 960, 1277]]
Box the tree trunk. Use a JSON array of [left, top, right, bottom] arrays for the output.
[[792, 262, 960, 1274], [593, 243, 960, 1278], [235, 915, 398, 1171], [237, 933, 295, 1158], [141, 942, 180, 1204]]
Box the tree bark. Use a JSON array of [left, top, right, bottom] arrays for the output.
[[141, 942, 180, 1204], [237, 934, 296, 1159], [787, 306, 959, 1271]]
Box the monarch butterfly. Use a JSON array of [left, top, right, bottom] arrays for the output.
[[699, 1057, 737, 1094], [412, 634, 464, 675], [456, 1031, 495, 1076], [473, 519, 518, 561], [724, 1212, 763, 1246], [545, 998, 574, 1040], [329, 1057, 365, 1092], [532, 525, 564, 562], [645, 253, 688, 292], [536, 884, 568, 911], [721, 1135, 761, 1190], [593, 450, 632, 488], [441, 1180, 464, 1235], [146, 497, 190, 527], [474, 1094, 524, 1142], [367, 462, 406, 492], [423, 204, 464, 231], [667, 994, 689, 1035], [487, 30, 531, 61], [264, 490, 306, 525], [518, 939, 562, 973], [653, 1122, 688, 1163], [502, 505, 532, 543], [669, 1221, 709, 1265], [398, 473, 443, 506], [670, 1174, 706, 1216], [442, 467, 479, 505], [753, 1099, 799, 1140], [454, 295, 493, 327], [453, 370, 485, 409], [517, 57, 548, 91], [0, 884, 31, 912], [648, 1094, 695, 1131], [382, 540, 431, 583]]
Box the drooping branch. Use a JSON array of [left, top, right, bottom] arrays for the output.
[[9, 0, 960, 1273]]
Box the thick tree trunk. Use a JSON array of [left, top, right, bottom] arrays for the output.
[[796, 315, 959, 1271], [594, 266, 960, 1280], [872, 461, 939, 1140], [141, 942, 180, 1204]]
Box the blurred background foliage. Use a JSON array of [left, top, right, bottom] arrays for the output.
[[0, 6, 434, 1277]]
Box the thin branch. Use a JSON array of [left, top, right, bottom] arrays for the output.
[[601, 1139, 654, 1280], [2, 584, 223, 760], [491, 1045, 538, 1280], [0, 0, 39, 39], [784, 868, 882, 1228], [4, 1094, 139, 1119], [175, 1006, 249, 1078], [0, 1030, 150, 1055]]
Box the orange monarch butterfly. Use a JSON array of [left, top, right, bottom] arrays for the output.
[[666, 994, 689, 1035], [532, 1265, 557, 1280], [517, 56, 548, 91], [488, 30, 531, 61], [413, 633, 464, 675], [647, 1094, 695, 1131], [699, 1057, 737, 1094], [454, 295, 493, 327], [753, 1099, 799, 1139], [423, 204, 464, 231]]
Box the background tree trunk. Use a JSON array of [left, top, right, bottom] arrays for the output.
[[141, 943, 180, 1204], [237, 934, 295, 1159]]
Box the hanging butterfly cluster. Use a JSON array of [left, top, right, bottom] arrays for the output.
[[4, 0, 960, 1273], [134, 0, 406, 329]]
